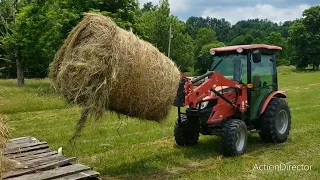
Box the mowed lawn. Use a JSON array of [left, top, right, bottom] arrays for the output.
[[1, 72, 320, 179]]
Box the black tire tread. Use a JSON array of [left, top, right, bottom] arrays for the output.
[[259, 98, 291, 143], [174, 118, 199, 146], [221, 119, 247, 156]]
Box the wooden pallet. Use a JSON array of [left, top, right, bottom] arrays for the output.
[[3, 136, 100, 180]]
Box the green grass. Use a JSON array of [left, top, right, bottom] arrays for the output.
[[1, 72, 320, 179]]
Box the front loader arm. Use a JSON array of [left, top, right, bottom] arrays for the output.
[[185, 72, 248, 113]]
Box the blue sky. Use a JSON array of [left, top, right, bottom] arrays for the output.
[[138, 0, 319, 24]]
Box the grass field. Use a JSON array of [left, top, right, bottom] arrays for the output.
[[1, 72, 320, 179]]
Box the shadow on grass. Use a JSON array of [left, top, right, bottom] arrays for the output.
[[98, 134, 288, 179], [182, 134, 286, 159], [181, 137, 221, 159], [100, 151, 183, 180]]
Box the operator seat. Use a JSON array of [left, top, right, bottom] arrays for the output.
[[252, 74, 261, 89]]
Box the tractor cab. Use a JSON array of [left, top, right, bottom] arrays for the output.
[[173, 44, 291, 157], [209, 44, 281, 121]]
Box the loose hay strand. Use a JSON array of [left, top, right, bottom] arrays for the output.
[[49, 13, 181, 138], [0, 114, 10, 176]]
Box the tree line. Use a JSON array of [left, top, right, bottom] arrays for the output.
[[0, 0, 319, 86]]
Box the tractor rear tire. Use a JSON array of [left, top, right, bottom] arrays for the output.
[[174, 117, 199, 147], [259, 98, 291, 143], [221, 119, 248, 156]]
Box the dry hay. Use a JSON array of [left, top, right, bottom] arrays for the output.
[[0, 114, 8, 165], [49, 13, 181, 138], [0, 114, 15, 176], [0, 116, 21, 177]]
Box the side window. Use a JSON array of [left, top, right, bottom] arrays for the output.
[[213, 57, 235, 80], [251, 54, 274, 87], [240, 58, 247, 84]]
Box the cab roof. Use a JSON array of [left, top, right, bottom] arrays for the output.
[[210, 44, 282, 54]]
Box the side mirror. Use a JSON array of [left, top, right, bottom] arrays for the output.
[[252, 50, 261, 63]]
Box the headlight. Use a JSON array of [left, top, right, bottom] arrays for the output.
[[199, 101, 209, 109]]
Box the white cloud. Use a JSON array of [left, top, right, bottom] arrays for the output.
[[201, 4, 311, 24], [170, 0, 189, 12]]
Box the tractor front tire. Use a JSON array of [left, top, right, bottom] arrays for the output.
[[221, 119, 248, 157], [174, 118, 199, 147], [259, 98, 291, 143]]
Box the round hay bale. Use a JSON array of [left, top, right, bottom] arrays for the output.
[[49, 13, 181, 123]]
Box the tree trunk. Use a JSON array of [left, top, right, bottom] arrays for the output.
[[11, 0, 24, 86], [15, 51, 24, 86]]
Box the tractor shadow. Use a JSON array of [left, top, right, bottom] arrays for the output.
[[100, 135, 287, 179], [100, 150, 186, 180], [180, 137, 222, 160], [245, 133, 289, 155], [181, 133, 286, 160]]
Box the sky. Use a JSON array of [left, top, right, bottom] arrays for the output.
[[138, 0, 319, 24]]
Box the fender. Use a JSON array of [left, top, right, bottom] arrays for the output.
[[259, 91, 287, 115]]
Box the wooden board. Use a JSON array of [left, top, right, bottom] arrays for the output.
[[3, 158, 76, 179], [5, 142, 48, 152], [5, 144, 49, 155], [8, 137, 40, 144], [5, 148, 53, 159], [14, 151, 58, 162], [3, 136, 100, 179], [54, 170, 100, 180], [6, 164, 91, 180]]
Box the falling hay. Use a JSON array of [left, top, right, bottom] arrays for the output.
[[0, 115, 9, 172], [49, 13, 181, 138], [0, 114, 16, 177]]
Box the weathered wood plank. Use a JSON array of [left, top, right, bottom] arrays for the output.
[[6, 164, 91, 180], [5, 149, 53, 159], [8, 137, 39, 144], [53, 170, 100, 180], [22, 154, 67, 168], [15, 151, 58, 162], [3, 157, 76, 179], [5, 142, 48, 151], [5, 144, 49, 155]]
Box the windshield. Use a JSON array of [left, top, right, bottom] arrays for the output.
[[210, 54, 247, 81]]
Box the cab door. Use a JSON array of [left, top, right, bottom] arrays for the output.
[[249, 54, 276, 120]]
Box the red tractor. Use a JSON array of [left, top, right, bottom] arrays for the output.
[[173, 44, 291, 156]]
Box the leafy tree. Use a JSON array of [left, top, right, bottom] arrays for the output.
[[153, 0, 170, 55], [0, 0, 26, 85], [195, 42, 225, 73], [266, 32, 288, 66], [230, 35, 254, 45], [288, 19, 311, 68], [171, 32, 194, 71], [280, 21, 292, 38], [135, 10, 156, 42], [186, 16, 231, 42], [142, 2, 158, 12], [302, 6, 320, 70], [303, 6, 320, 35], [0, 0, 140, 84], [194, 28, 216, 57], [228, 19, 284, 43], [65, 0, 138, 29], [288, 6, 320, 70], [170, 17, 194, 71], [2, 0, 79, 79], [136, 5, 194, 71]]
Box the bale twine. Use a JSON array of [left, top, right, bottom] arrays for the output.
[[49, 13, 181, 136]]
